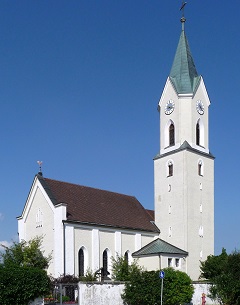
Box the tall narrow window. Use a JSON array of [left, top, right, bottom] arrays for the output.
[[168, 161, 173, 177], [103, 250, 108, 277], [198, 161, 203, 176], [124, 251, 129, 265], [196, 122, 200, 145], [169, 123, 175, 146], [196, 119, 205, 147], [78, 248, 84, 276]]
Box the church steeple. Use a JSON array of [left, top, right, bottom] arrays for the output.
[[169, 12, 201, 94], [154, 4, 214, 280]]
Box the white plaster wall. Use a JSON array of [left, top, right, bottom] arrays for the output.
[[141, 234, 156, 248], [18, 177, 66, 278], [99, 230, 114, 275], [78, 282, 217, 305], [74, 227, 93, 275], [154, 148, 214, 280], [65, 225, 74, 275], [53, 204, 66, 277], [79, 283, 125, 305], [115, 231, 121, 257], [121, 232, 135, 255], [185, 152, 214, 279], [92, 229, 100, 271], [99, 230, 115, 255], [135, 233, 141, 251], [137, 255, 160, 271], [192, 283, 218, 305], [24, 187, 55, 275]]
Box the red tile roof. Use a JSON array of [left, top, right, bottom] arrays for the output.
[[38, 175, 159, 233], [145, 209, 154, 221]]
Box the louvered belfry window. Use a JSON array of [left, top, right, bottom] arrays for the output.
[[196, 123, 200, 145]]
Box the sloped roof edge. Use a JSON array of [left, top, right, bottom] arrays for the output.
[[132, 238, 188, 257], [154, 141, 215, 161]]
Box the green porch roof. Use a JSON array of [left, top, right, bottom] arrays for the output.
[[169, 30, 200, 94], [132, 238, 188, 257]]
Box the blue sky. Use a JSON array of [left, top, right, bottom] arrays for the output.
[[0, 0, 239, 255]]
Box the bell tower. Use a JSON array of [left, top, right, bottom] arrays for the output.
[[154, 13, 214, 280]]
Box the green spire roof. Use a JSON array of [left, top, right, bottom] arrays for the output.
[[169, 29, 201, 94]]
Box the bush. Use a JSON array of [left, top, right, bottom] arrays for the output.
[[0, 265, 51, 305], [122, 268, 194, 305]]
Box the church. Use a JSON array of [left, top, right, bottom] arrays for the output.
[[17, 13, 214, 282]]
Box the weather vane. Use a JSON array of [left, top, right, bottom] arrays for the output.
[[37, 161, 43, 173], [180, 1, 187, 29]]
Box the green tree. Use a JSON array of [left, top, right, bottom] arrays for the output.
[[200, 248, 240, 305], [111, 254, 142, 281], [122, 267, 194, 305], [0, 236, 51, 269], [0, 236, 51, 305]]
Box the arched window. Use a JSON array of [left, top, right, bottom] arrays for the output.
[[164, 120, 175, 148], [78, 248, 84, 277], [196, 119, 204, 147], [124, 251, 129, 265], [103, 250, 108, 277], [169, 123, 175, 146], [196, 122, 200, 146]]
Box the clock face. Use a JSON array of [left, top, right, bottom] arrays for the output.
[[196, 100, 204, 115], [165, 100, 175, 115]]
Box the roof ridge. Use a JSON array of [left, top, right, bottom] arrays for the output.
[[43, 176, 137, 199]]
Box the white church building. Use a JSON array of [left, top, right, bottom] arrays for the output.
[[17, 15, 214, 282]]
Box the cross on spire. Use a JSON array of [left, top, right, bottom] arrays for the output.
[[37, 161, 43, 175], [180, 1, 187, 30]]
